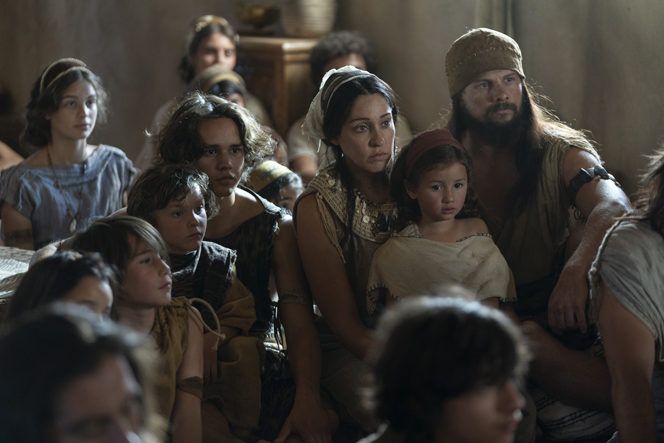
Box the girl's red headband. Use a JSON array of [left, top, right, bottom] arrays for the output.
[[405, 129, 466, 176]]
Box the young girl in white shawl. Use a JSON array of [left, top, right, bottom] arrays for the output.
[[366, 129, 516, 315]]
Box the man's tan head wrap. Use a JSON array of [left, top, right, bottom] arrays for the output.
[[445, 28, 525, 98]]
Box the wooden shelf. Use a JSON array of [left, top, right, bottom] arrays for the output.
[[236, 36, 319, 137]]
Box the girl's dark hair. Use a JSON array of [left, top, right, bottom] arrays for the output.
[[22, 67, 107, 151], [321, 74, 399, 268], [391, 142, 478, 230], [623, 148, 664, 235], [5, 251, 116, 323], [256, 172, 303, 203], [157, 92, 275, 183], [128, 163, 219, 225], [370, 293, 529, 442], [71, 216, 169, 285], [310, 30, 378, 85], [208, 79, 247, 100], [178, 16, 238, 84], [0, 304, 161, 443]]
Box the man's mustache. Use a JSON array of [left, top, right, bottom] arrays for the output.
[[485, 103, 518, 118]]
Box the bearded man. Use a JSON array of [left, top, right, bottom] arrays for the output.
[[445, 28, 631, 441]]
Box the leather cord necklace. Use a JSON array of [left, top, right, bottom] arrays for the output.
[[47, 147, 84, 233]]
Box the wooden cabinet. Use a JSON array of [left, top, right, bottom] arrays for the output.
[[236, 36, 318, 138]]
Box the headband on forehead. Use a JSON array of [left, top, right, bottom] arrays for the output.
[[405, 129, 467, 177], [186, 15, 238, 53], [302, 66, 376, 145], [39, 58, 92, 95], [320, 69, 373, 114], [202, 73, 245, 93]]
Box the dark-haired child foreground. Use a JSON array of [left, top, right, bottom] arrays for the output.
[[5, 250, 115, 321], [128, 163, 260, 441], [0, 304, 164, 443], [364, 293, 528, 443], [71, 216, 204, 443]]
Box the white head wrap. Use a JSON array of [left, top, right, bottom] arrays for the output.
[[301, 66, 374, 148]]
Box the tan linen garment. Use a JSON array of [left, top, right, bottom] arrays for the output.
[[151, 296, 190, 422], [366, 225, 516, 315]]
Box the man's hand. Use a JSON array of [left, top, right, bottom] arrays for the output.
[[547, 262, 589, 334], [274, 388, 332, 443], [203, 332, 219, 383]]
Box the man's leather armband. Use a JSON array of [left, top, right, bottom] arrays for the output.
[[567, 165, 621, 206]]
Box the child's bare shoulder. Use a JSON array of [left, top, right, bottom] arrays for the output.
[[458, 217, 489, 237]]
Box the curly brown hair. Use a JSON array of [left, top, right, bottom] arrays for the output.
[[127, 163, 219, 226], [157, 92, 275, 183]]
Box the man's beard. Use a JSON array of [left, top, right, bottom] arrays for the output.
[[459, 101, 527, 147]]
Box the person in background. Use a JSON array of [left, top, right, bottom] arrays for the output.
[[0, 58, 135, 250], [135, 15, 272, 171], [363, 294, 528, 443], [287, 30, 412, 182], [246, 160, 304, 213], [0, 304, 164, 443]]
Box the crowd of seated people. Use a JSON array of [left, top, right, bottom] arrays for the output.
[[0, 18, 661, 443]]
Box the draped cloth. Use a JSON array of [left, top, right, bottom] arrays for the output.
[[588, 219, 664, 442], [589, 219, 664, 362], [366, 224, 516, 315]]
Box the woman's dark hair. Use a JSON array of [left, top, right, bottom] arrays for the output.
[[157, 92, 275, 183], [370, 293, 530, 442], [128, 163, 219, 225], [447, 81, 594, 216], [208, 79, 247, 100], [5, 251, 116, 323], [310, 30, 378, 85], [178, 15, 238, 84], [320, 73, 398, 267], [391, 142, 478, 229], [71, 216, 169, 286], [256, 172, 303, 203], [22, 67, 108, 150], [624, 148, 664, 235], [0, 304, 162, 443]]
